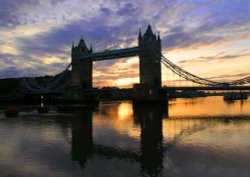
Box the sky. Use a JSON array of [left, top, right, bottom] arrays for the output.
[[0, 0, 249, 87]]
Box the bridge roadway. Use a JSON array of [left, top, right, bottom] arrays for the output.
[[85, 86, 250, 94], [163, 86, 250, 91], [24, 86, 250, 96], [80, 47, 139, 61]]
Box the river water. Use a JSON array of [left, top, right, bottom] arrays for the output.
[[0, 96, 249, 177]]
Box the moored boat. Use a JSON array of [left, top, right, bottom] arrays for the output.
[[4, 106, 19, 117], [224, 92, 248, 100]]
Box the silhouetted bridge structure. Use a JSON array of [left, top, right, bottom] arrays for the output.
[[21, 25, 250, 101], [80, 47, 139, 61], [164, 86, 250, 91]]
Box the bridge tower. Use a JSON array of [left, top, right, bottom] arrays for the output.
[[133, 25, 165, 102], [71, 38, 93, 89], [138, 25, 162, 87]]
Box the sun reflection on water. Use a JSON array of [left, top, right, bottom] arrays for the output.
[[117, 102, 133, 120]]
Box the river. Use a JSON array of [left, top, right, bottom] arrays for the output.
[[0, 96, 249, 177]]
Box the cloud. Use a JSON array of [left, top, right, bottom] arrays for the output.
[[0, 52, 69, 78], [207, 72, 250, 81], [0, 0, 25, 28], [93, 57, 139, 87], [157, 0, 250, 50], [178, 50, 250, 64], [0, 0, 249, 85]]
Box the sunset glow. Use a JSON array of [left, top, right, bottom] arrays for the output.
[[0, 0, 249, 87]]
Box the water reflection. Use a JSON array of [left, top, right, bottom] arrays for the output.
[[71, 111, 93, 167], [169, 97, 250, 118], [71, 104, 167, 176], [134, 104, 165, 176], [69, 97, 250, 176], [99, 102, 133, 121]]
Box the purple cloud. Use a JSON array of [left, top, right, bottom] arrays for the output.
[[0, 0, 249, 82]]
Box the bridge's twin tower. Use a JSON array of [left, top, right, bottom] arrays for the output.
[[71, 38, 93, 88], [70, 25, 162, 101], [138, 25, 162, 88]]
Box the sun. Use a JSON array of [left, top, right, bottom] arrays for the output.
[[116, 77, 139, 87], [116, 78, 133, 87]]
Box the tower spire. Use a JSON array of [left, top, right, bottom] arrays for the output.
[[138, 28, 142, 40], [90, 43, 93, 53], [145, 24, 153, 36], [157, 31, 161, 42]]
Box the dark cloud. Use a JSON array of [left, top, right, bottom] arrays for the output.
[[0, 53, 19, 65], [0, 62, 68, 79], [0, 0, 45, 28], [0, 0, 22, 28], [100, 7, 113, 15], [0, 65, 48, 79], [116, 3, 136, 16], [0, 52, 69, 79], [0, 67, 20, 78], [159, 0, 250, 50]]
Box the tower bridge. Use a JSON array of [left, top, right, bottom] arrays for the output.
[[66, 24, 163, 101], [71, 25, 162, 90], [21, 24, 250, 102]]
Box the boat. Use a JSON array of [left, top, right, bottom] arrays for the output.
[[223, 92, 248, 100], [4, 106, 19, 117]]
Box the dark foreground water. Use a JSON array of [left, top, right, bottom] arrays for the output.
[[0, 96, 250, 177]]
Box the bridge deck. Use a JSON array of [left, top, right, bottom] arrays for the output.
[[163, 86, 250, 91], [80, 47, 139, 61]]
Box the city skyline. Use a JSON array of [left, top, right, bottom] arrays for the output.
[[0, 0, 249, 87]]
